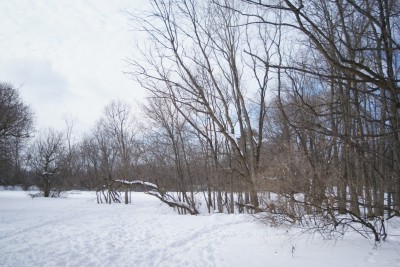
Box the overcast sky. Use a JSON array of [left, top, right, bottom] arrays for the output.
[[0, 0, 148, 134]]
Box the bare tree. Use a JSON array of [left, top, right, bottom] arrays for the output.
[[61, 116, 84, 189], [28, 128, 65, 197], [0, 82, 34, 140], [236, 0, 400, 241], [141, 97, 200, 213], [129, 0, 276, 209], [92, 122, 120, 203], [80, 134, 100, 191], [99, 100, 138, 204], [0, 82, 34, 185]]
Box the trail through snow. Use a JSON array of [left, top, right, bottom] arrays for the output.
[[0, 190, 399, 266]]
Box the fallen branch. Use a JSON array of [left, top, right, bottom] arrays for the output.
[[115, 179, 158, 191], [114, 179, 198, 215], [146, 191, 199, 215]]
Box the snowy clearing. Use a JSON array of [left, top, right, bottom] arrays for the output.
[[1, 190, 400, 267]]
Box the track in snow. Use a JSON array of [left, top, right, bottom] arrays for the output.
[[1, 190, 399, 267]]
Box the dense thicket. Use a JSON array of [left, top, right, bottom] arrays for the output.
[[125, 0, 399, 240], [239, 0, 400, 241]]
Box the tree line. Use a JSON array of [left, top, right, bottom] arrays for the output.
[[1, 0, 399, 242]]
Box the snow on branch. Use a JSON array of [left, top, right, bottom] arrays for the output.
[[146, 191, 199, 215], [115, 179, 158, 190], [113, 179, 198, 215]]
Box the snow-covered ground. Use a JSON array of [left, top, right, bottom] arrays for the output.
[[1, 189, 399, 267]]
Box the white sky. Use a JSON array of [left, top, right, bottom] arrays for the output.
[[0, 0, 148, 134]]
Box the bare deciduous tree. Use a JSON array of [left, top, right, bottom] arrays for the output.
[[129, 0, 276, 209], [0, 82, 34, 185], [238, 0, 400, 241], [28, 128, 65, 197], [100, 100, 138, 204]]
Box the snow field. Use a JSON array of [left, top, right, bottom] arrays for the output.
[[0, 190, 399, 267]]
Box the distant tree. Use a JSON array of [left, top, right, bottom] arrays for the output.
[[28, 128, 65, 197], [141, 97, 200, 213], [91, 118, 120, 203], [0, 82, 34, 185], [99, 100, 138, 203], [80, 134, 101, 190], [0, 82, 33, 140], [62, 116, 83, 189]]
